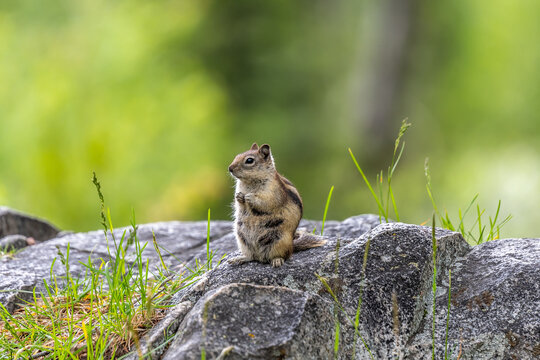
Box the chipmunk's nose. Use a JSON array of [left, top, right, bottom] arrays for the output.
[[228, 165, 234, 173]]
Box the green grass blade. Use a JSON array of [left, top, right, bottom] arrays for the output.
[[476, 205, 484, 244], [378, 171, 387, 220], [333, 319, 340, 359], [488, 200, 502, 241], [207, 208, 211, 271], [388, 185, 400, 222], [390, 141, 406, 177], [315, 273, 374, 360], [321, 186, 334, 236], [431, 214, 437, 360], [458, 209, 464, 235], [496, 215, 512, 236], [444, 269, 451, 360], [456, 194, 479, 236], [354, 238, 370, 328], [353, 237, 371, 359], [426, 184, 439, 217], [152, 231, 168, 274], [349, 148, 386, 221]]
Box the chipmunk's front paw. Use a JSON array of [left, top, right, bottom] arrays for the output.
[[271, 257, 285, 268], [228, 255, 251, 265], [243, 193, 255, 204], [235, 192, 245, 203]]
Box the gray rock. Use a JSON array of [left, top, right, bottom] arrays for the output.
[[0, 207, 60, 242], [163, 283, 335, 360], [119, 215, 383, 360], [1, 211, 539, 360], [0, 220, 232, 313], [407, 237, 540, 360], [0, 235, 29, 252], [155, 221, 469, 360], [132, 301, 194, 360]]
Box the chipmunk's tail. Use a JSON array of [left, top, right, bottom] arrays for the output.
[[293, 230, 327, 251]]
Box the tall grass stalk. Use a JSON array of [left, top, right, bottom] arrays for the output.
[[349, 119, 411, 223], [332, 239, 341, 358], [352, 237, 371, 359], [207, 208, 212, 271], [444, 269, 452, 360], [431, 214, 437, 360], [316, 272, 374, 360], [333, 320, 340, 359], [385, 119, 411, 221], [348, 149, 385, 221], [321, 185, 334, 236]]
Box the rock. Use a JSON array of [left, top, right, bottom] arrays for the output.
[[0, 220, 233, 314], [0, 235, 30, 252], [407, 237, 540, 360], [0, 207, 59, 242], [1, 212, 539, 360], [132, 301, 194, 360], [154, 221, 469, 360], [163, 283, 335, 360]]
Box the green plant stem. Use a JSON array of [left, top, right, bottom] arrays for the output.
[[207, 208, 211, 271], [444, 269, 451, 360], [315, 273, 374, 360], [321, 186, 334, 236], [431, 214, 437, 360], [349, 148, 386, 222]]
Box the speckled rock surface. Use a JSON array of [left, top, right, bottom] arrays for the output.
[[151, 220, 470, 360], [407, 237, 540, 360], [163, 283, 335, 360], [0, 219, 233, 313], [1, 209, 539, 360]]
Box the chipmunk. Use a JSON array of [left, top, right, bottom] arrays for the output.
[[228, 143, 326, 267]]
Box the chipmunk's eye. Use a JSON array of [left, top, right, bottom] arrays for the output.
[[245, 157, 255, 164]]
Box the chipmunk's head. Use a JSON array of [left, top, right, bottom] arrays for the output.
[[228, 143, 275, 181]]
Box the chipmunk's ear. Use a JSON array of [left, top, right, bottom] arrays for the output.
[[250, 143, 259, 151], [259, 144, 271, 159]]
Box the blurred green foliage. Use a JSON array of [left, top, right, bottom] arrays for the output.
[[1, 0, 539, 237]]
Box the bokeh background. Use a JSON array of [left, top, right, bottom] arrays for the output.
[[1, 0, 539, 237]]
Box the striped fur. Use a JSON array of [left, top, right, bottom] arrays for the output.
[[228, 143, 325, 267]]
